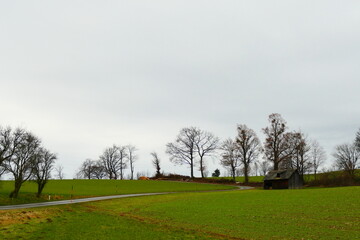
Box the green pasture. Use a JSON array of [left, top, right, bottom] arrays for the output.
[[209, 175, 264, 183], [209, 174, 317, 183], [210, 169, 360, 184], [1, 186, 359, 239], [0, 179, 235, 205]]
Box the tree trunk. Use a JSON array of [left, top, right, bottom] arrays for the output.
[[130, 165, 134, 180], [37, 182, 45, 198], [190, 158, 194, 178], [244, 165, 249, 183], [200, 157, 204, 178], [274, 161, 279, 170], [232, 166, 236, 182], [9, 180, 22, 198]]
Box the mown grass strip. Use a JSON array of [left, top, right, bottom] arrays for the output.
[[0, 179, 236, 206]]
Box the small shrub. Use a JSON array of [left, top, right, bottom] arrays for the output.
[[212, 169, 220, 177]]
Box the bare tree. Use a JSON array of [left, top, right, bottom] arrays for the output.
[[126, 145, 138, 180], [92, 160, 106, 179], [32, 148, 57, 197], [252, 161, 259, 176], [166, 127, 199, 178], [99, 145, 128, 180], [310, 140, 326, 180], [118, 146, 128, 180], [259, 160, 271, 176], [4, 131, 41, 198], [333, 143, 359, 178], [235, 124, 262, 183], [100, 145, 121, 179], [78, 159, 106, 179], [0, 127, 25, 177], [0, 164, 5, 177], [151, 152, 161, 177], [282, 131, 311, 181], [195, 130, 219, 178], [220, 139, 241, 181], [55, 165, 65, 180], [355, 128, 360, 151], [79, 159, 96, 179], [262, 113, 293, 170]]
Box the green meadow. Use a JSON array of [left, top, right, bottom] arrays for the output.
[[209, 175, 264, 183], [1, 185, 359, 239], [0, 179, 236, 205]]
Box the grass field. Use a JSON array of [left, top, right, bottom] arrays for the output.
[[0, 179, 236, 205], [1, 186, 359, 239], [210, 169, 360, 184], [209, 176, 264, 183]]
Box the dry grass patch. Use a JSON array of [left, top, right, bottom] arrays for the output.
[[0, 208, 57, 226]]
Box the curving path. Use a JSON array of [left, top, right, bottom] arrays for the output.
[[0, 186, 253, 210]]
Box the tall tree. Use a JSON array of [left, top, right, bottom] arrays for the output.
[[54, 165, 65, 180], [0, 127, 25, 177], [32, 148, 57, 197], [333, 143, 359, 178], [91, 160, 106, 179], [262, 113, 293, 170], [100, 145, 125, 179], [126, 145, 138, 180], [79, 159, 96, 179], [151, 152, 161, 177], [310, 140, 326, 180], [118, 146, 128, 180], [78, 159, 105, 179], [220, 139, 241, 181], [235, 124, 262, 183], [259, 160, 271, 176], [355, 128, 360, 151], [4, 131, 41, 198], [253, 161, 259, 176], [195, 130, 219, 178], [166, 127, 199, 178], [283, 131, 311, 180]]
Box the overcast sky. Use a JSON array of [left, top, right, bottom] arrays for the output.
[[1, 1, 360, 179]]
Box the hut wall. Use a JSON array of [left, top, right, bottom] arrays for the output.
[[288, 172, 303, 189], [272, 180, 288, 189], [264, 180, 289, 189]]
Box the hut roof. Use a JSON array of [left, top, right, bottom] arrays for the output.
[[264, 169, 297, 181]]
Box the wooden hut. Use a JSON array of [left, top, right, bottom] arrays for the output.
[[263, 169, 303, 189]]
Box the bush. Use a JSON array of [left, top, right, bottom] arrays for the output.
[[212, 169, 220, 177], [150, 173, 191, 181], [307, 170, 360, 187], [195, 178, 235, 184]]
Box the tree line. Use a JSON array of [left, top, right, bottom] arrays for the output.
[[76, 144, 138, 180], [2, 112, 358, 197], [77, 148, 165, 181], [165, 113, 359, 183], [0, 126, 57, 198], [77, 113, 359, 183]]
